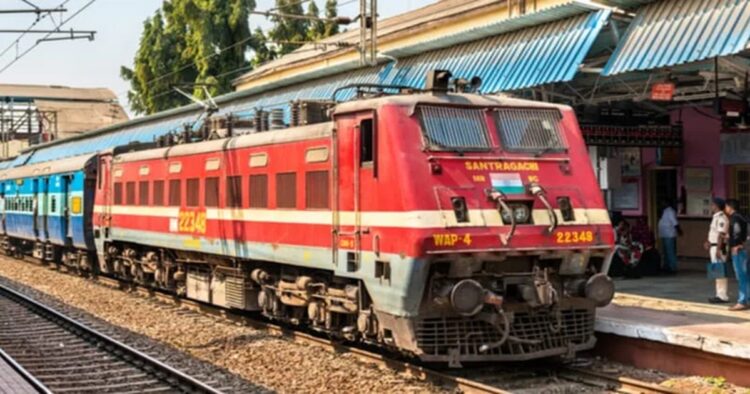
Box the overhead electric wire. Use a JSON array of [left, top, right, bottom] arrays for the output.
[[0, 0, 97, 75], [0, 0, 72, 60]]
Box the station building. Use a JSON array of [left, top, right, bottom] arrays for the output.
[[0, 84, 127, 159]]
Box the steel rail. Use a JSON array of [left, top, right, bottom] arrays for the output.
[[0, 347, 51, 394], [560, 368, 682, 394], [0, 283, 223, 394]]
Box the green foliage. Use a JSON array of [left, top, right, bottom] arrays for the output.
[[121, 0, 260, 115], [306, 1, 325, 40], [268, 0, 308, 55], [323, 0, 340, 37]]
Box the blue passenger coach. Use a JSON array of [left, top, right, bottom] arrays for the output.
[[0, 153, 97, 270]]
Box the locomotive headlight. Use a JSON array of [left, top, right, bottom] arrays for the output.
[[512, 204, 530, 223], [500, 203, 531, 224]]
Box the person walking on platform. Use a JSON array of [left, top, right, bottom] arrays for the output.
[[706, 198, 729, 304], [725, 200, 749, 311], [658, 201, 680, 274]]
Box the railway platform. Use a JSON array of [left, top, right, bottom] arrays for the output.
[[595, 271, 750, 385], [0, 350, 43, 394]]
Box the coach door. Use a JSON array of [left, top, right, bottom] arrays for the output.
[[333, 111, 376, 273], [32, 178, 40, 239], [62, 175, 72, 243], [36, 177, 49, 241]]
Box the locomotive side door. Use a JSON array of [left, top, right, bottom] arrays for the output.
[[97, 154, 112, 240], [333, 110, 376, 273]]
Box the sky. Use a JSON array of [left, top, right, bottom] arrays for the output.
[[0, 0, 435, 114]]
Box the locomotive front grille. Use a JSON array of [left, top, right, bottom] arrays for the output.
[[416, 308, 594, 360]]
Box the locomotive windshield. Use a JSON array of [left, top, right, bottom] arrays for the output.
[[418, 105, 492, 151], [493, 108, 566, 154]]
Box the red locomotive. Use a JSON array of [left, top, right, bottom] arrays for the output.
[[3, 74, 615, 366]]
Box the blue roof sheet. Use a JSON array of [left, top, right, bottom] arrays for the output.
[[20, 9, 608, 166], [603, 0, 750, 76]]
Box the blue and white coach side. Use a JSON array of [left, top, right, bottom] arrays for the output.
[[0, 153, 98, 271]]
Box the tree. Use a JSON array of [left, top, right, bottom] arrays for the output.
[[306, 1, 325, 40], [121, 0, 260, 115], [323, 0, 339, 38], [268, 0, 308, 55]]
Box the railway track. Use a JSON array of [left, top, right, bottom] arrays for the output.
[[0, 283, 223, 394], [94, 276, 679, 394]]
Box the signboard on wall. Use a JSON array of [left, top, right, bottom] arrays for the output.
[[651, 82, 675, 101], [721, 133, 750, 165]]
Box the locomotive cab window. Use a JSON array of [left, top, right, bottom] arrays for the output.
[[418, 106, 491, 151], [360, 118, 375, 166], [493, 108, 566, 153]]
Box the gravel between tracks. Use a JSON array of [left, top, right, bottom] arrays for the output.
[[0, 257, 445, 393]]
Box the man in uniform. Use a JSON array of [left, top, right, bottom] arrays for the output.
[[706, 198, 729, 303], [726, 199, 749, 311]]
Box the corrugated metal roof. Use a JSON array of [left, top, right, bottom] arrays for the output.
[[603, 0, 750, 75], [598, 0, 658, 9], [20, 9, 608, 166]]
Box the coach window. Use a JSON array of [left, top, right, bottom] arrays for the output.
[[51, 196, 56, 214], [205, 177, 219, 207], [126, 181, 136, 205], [114, 182, 123, 205], [276, 172, 297, 209], [226, 176, 242, 208], [153, 180, 165, 206], [249, 174, 268, 208], [139, 181, 149, 205], [305, 171, 329, 209], [169, 179, 182, 206], [187, 178, 200, 207]]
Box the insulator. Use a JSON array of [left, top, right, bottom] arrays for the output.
[[270, 108, 285, 130]]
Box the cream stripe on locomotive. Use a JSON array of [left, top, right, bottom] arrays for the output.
[[98, 205, 611, 228]]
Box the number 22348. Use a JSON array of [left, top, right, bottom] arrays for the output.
[[555, 230, 594, 244]]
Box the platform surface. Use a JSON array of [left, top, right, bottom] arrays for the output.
[[597, 271, 750, 360], [0, 355, 38, 394]]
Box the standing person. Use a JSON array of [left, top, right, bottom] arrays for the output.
[[706, 198, 729, 303], [658, 200, 680, 274], [725, 199, 749, 311]]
